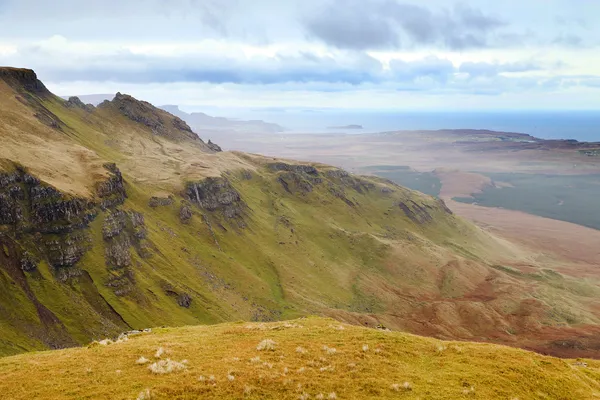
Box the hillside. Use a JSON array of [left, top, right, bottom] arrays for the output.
[[1, 317, 599, 400], [1, 67, 600, 363]]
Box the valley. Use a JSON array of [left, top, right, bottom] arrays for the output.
[[1, 67, 600, 398]]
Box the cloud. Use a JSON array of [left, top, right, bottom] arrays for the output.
[[459, 61, 543, 77], [390, 56, 455, 82], [304, 0, 506, 50], [553, 34, 583, 47], [6, 41, 385, 85]]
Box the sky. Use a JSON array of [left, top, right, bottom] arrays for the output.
[[0, 0, 599, 111]]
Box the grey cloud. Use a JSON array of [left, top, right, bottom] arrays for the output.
[[459, 61, 542, 77], [14, 47, 385, 85], [553, 34, 583, 47], [390, 56, 455, 82], [304, 0, 507, 50]]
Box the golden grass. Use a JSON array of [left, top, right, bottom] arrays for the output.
[[0, 317, 599, 400]]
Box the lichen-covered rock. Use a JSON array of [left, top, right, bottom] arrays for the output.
[[129, 211, 147, 239], [177, 293, 192, 308], [0, 193, 20, 224], [148, 196, 174, 208], [102, 210, 127, 240], [105, 234, 131, 269], [269, 162, 319, 175], [0, 166, 98, 273], [20, 251, 37, 272], [179, 202, 193, 224], [44, 234, 89, 268], [97, 163, 127, 209], [185, 177, 244, 219]]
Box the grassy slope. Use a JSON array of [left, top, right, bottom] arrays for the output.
[[1, 317, 599, 400], [2, 74, 600, 362]]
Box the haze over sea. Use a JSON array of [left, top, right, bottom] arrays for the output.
[[218, 109, 600, 141]]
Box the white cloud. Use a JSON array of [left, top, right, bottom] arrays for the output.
[[0, 0, 598, 110]]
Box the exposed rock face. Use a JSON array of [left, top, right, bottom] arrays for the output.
[[0, 167, 96, 271], [20, 251, 37, 272], [269, 162, 319, 175], [270, 163, 322, 195], [206, 140, 222, 152], [44, 234, 90, 269], [177, 293, 192, 308], [102, 209, 148, 273], [64, 96, 94, 112], [97, 163, 127, 210], [179, 202, 193, 224], [101, 93, 201, 143], [0, 68, 49, 94], [398, 200, 435, 224], [148, 196, 174, 208], [325, 169, 375, 194], [185, 177, 244, 219]]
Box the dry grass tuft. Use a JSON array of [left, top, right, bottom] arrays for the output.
[[136, 388, 152, 400], [154, 347, 165, 358], [296, 346, 307, 354], [148, 359, 187, 374], [322, 345, 337, 355], [136, 356, 150, 365], [257, 339, 277, 351], [328, 392, 337, 399], [362, 344, 369, 352]]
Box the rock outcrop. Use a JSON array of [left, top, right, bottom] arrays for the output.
[[100, 93, 202, 143], [185, 177, 245, 220], [0, 67, 49, 94], [64, 96, 94, 112], [148, 196, 174, 208], [97, 163, 127, 210], [206, 140, 222, 152]]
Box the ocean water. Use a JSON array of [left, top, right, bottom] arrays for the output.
[[239, 110, 600, 142]]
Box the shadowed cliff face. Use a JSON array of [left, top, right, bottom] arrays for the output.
[[0, 68, 49, 95]]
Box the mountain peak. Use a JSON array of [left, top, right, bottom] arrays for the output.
[[99, 92, 217, 147], [0, 67, 49, 95]]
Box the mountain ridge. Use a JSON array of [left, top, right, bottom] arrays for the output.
[[1, 67, 600, 362]]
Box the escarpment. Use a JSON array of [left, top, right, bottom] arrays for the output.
[[185, 176, 245, 220]]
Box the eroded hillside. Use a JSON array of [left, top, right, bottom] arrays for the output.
[[1, 68, 600, 359]]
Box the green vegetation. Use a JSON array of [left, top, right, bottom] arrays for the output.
[[1, 317, 599, 400], [362, 165, 441, 197], [454, 172, 600, 230]]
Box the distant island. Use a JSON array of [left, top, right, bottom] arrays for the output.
[[328, 124, 363, 130]]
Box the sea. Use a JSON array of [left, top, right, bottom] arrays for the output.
[[225, 109, 600, 142]]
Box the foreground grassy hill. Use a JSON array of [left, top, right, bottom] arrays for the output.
[[1, 317, 599, 400], [1, 67, 600, 361]]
